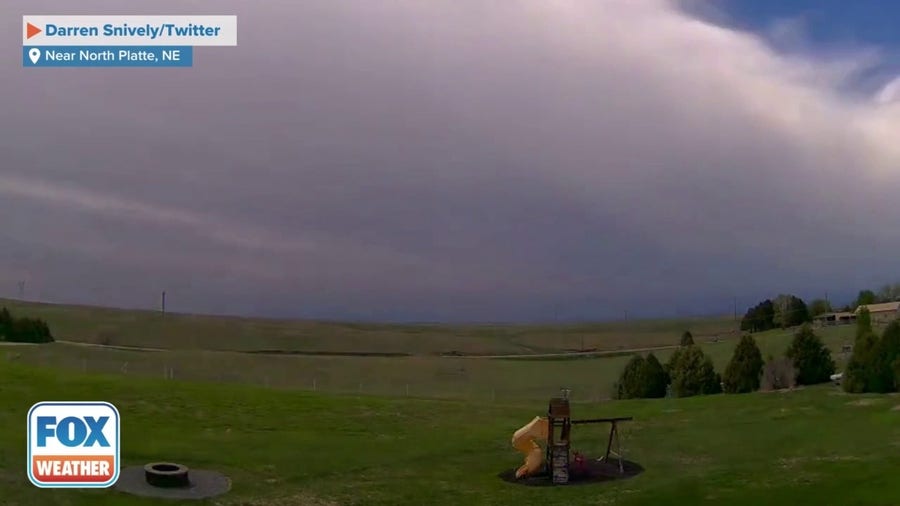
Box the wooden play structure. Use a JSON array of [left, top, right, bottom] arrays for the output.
[[512, 389, 633, 484]]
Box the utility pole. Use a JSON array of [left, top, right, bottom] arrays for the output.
[[17, 281, 25, 299], [161, 291, 166, 314]]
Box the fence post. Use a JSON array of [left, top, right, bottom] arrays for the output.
[[312, 378, 317, 391]]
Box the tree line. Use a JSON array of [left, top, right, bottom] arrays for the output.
[[0, 307, 54, 343], [614, 326, 836, 399], [739, 295, 810, 333], [739, 284, 900, 334]]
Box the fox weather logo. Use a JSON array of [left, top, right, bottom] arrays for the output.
[[27, 401, 120, 488]]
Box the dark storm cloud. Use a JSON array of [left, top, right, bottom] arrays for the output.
[[3, 0, 900, 321]]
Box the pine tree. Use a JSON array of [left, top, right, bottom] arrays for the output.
[[669, 345, 721, 397], [844, 330, 878, 393], [786, 324, 835, 385], [857, 307, 872, 339], [723, 334, 764, 393]]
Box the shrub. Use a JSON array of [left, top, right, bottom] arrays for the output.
[[680, 331, 694, 346], [0, 307, 53, 343], [96, 329, 116, 346], [723, 334, 764, 393], [613, 353, 668, 399], [11, 318, 54, 343], [0, 307, 11, 341], [786, 323, 834, 385], [669, 345, 721, 397], [760, 356, 796, 391]]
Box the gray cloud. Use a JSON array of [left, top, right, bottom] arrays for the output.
[[3, 0, 900, 321]]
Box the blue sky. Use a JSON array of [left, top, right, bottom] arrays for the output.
[[4, 0, 900, 322], [691, 0, 900, 95], [714, 0, 900, 48]]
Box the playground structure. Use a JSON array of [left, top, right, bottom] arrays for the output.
[[511, 389, 633, 485]]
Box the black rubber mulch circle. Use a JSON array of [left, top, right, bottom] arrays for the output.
[[498, 458, 644, 487], [115, 465, 231, 500]]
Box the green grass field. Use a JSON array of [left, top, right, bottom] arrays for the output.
[[1, 320, 862, 402], [2, 299, 896, 505], [2, 362, 899, 505], [0, 298, 738, 355]]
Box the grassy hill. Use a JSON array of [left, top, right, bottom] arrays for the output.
[[1, 299, 896, 504], [2, 320, 861, 402], [2, 363, 899, 505], [0, 297, 867, 408], [0, 298, 738, 355]]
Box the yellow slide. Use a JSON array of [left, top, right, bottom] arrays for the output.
[[511, 416, 548, 478]]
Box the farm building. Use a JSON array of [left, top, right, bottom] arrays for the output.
[[813, 311, 856, 327], [854, 302, 900, 325]]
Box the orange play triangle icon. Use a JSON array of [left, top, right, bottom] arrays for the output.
[[26, 22, 41, 39]]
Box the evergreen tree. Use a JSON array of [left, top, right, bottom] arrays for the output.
[[0, 307, 11, 341], [614, 355, 647, 400], [740, 299, 776, 333], [786, 323, 835, 385], [614, 353, 668, 399], [856, 307, 872, 339], [680, 331, 694, 346], [844, 330, 879, 393], [664, 346, 684, 382], [870, 321, 900, 393], [788, 296, 811, 326], [669, 345, 721, 397], [642, 353, 668, 398], [723, 334, 764, 393]]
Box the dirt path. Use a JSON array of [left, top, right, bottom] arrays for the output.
[[450, 344, 682, 359], [54, 340, 166, 352], [40, 339, 721, 360]]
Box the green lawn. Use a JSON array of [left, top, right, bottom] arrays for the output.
[[0, 298, 738, 355], [1, 362, 899, 505]]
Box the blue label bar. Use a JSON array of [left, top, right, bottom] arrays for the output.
[[23, 45, 192, 67]]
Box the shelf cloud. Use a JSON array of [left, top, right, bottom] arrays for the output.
[[3, 0, 900, 321]]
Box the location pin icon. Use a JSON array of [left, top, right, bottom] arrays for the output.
[[28, 48, 41, 64]]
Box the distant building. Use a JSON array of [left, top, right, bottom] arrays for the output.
[[854, 302, 900, 325], [813, 311, 856, 327]]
